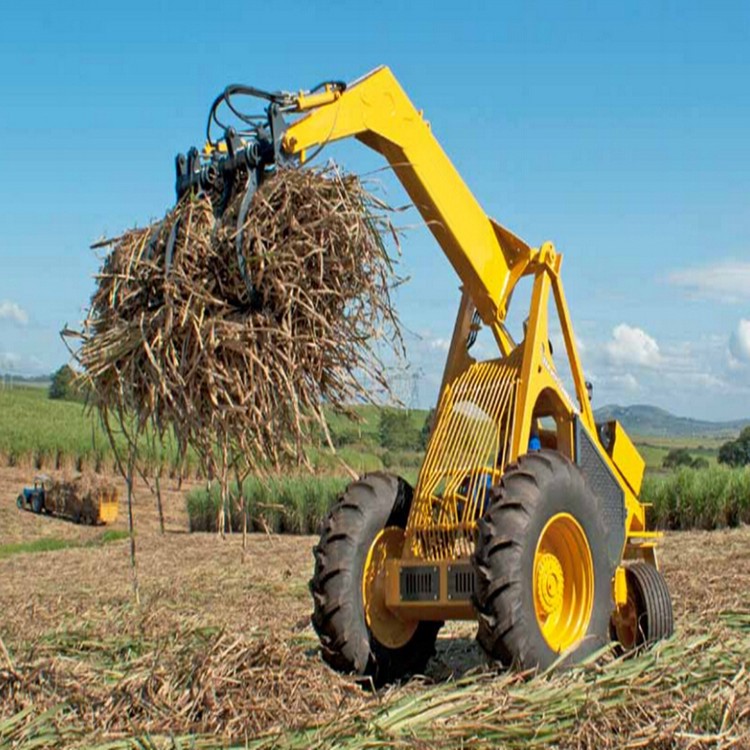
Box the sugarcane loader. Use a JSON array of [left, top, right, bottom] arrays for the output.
[[177, 67, 673, 685]]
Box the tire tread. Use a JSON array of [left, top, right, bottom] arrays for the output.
[[310, 472, 440, 685], [627, 562, 674, 646], [473, 449, 614, 670]]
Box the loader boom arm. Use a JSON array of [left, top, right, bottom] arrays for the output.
[[283, 67, 529, 332], [282, 66, 596, 430]]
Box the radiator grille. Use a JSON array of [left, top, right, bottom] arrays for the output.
[[400, 566, 440, 602], [447, 564, 475, 600]]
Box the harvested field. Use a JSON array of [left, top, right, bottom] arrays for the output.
[[1, 466, 749, 748]]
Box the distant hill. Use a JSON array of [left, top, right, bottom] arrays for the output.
[[594, 404, 750, 438]]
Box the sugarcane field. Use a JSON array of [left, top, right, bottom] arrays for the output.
[[2, 4, 750, 749]]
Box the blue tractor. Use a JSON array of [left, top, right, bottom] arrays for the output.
[[16, 476, 49, 515]]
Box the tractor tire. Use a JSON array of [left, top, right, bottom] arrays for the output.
[[611, 562, 673, 652], [473, 450, 614, 671], [310, 472, 441, 687], [31, 493, 44, 514], [16, 494, 25, 510]]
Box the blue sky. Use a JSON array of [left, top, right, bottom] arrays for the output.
[[1, 1, 749, 420]]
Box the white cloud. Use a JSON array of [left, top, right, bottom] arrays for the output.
[[668, 261, 750, 303], [729, 319, 750, 364], [428, 337, 450, 352], [610, 372, 639, 392], [588, 327, 750, 418], [0, 301, 28, 326], [664, 370, 730, 391], [402, 318, 750, 418], [605, 324, 661, 368]]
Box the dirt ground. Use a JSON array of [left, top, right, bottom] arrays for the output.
[[1, 465, 749, 744]]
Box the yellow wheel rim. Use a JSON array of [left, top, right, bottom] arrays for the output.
[[362, 527, 418, 649], [533, 512, 594, 653]]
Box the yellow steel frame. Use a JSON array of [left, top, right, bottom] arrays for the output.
[[405, 348, 522, 562], [281, 66, 656, 616]]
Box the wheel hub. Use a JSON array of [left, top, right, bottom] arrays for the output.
[[536, 552, 564, 615], [533, 512, 594, 653], [362, 527, 418, 649]]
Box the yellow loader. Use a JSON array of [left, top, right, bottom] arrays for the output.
[[178, 67, 673, 684]]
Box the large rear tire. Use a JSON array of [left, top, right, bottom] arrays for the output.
[[473, 450, 614, 671], [310, 472, 441, 686]]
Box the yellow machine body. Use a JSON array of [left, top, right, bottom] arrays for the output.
[[281, 67, 655, 627]]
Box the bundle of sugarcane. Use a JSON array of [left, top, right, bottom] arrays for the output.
[[44, 475, 117, 523], [67, 165, 402, 477]]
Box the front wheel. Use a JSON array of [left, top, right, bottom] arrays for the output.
[[310, 472, 441, 686], [611, 562, 673, 653], [473, 450, 614, 671]]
